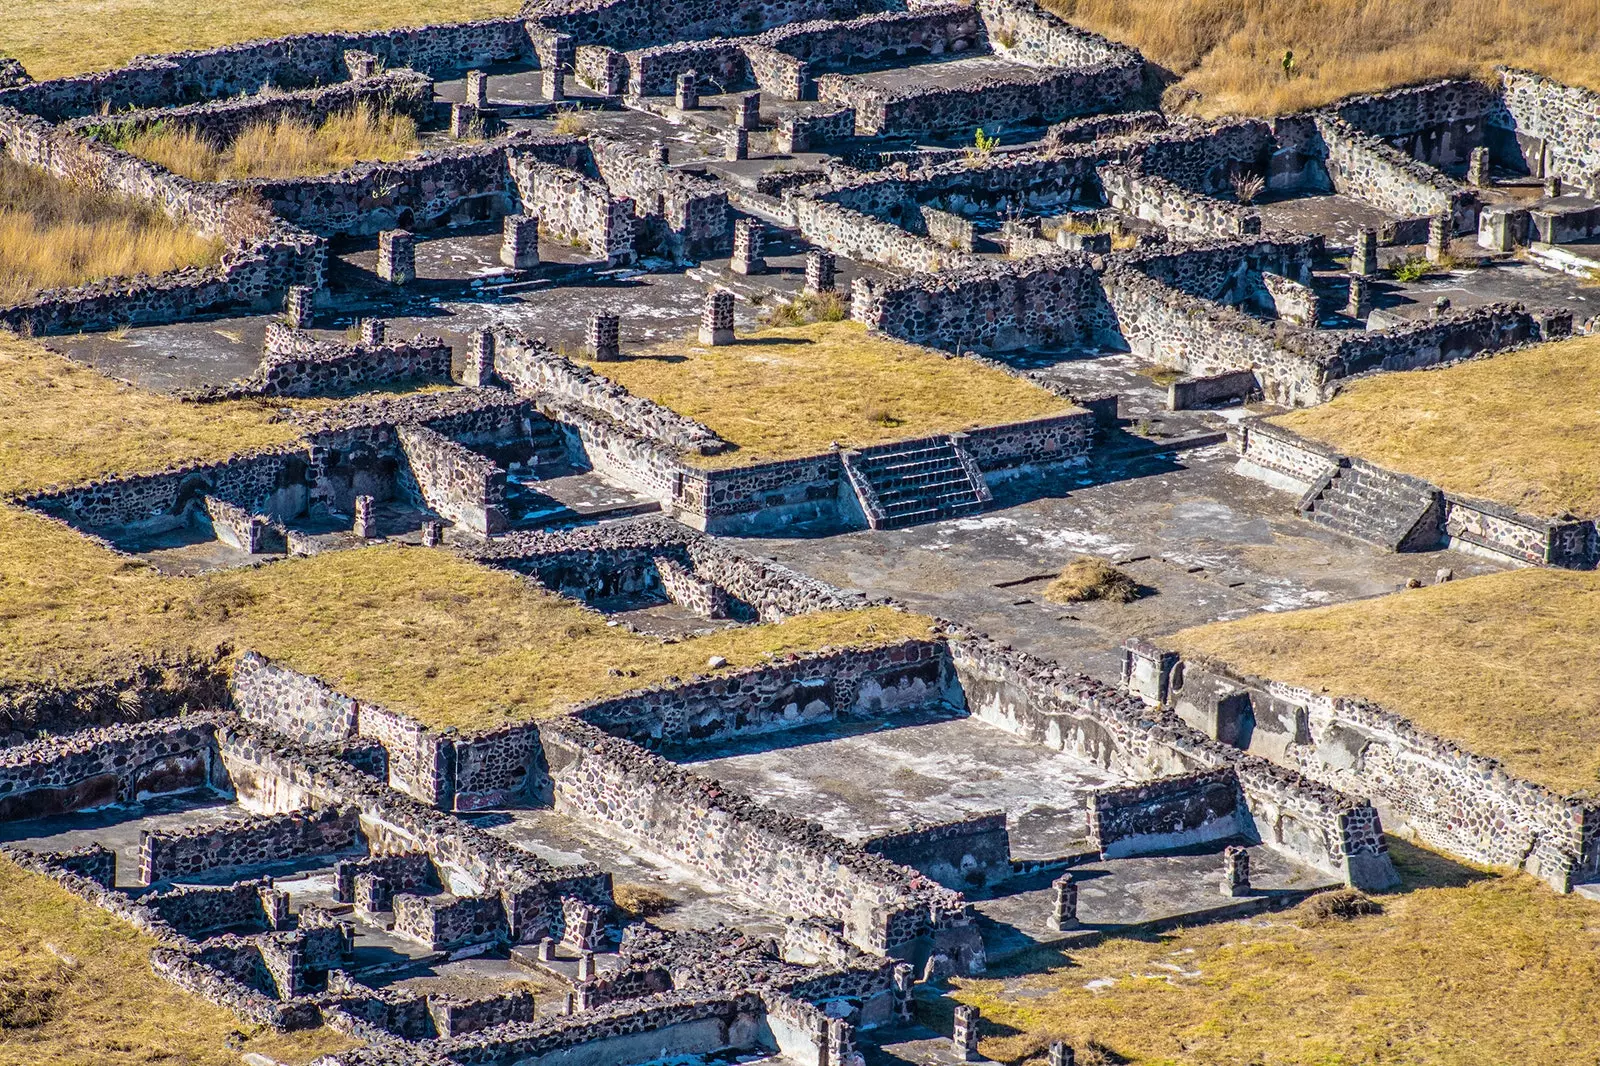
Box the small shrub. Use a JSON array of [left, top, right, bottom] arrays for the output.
[[964, 126, 1000, 165], [1044, 557, 1143, 604], [1389, 254, 1435, 283], [758, 290, 847, 327], [1299, 888, 1382, 925], [992, 26, 1017, 48], [613, 882, 676, 918], [1231, 170, 1266, 206]]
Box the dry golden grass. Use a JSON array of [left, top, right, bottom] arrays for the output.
[[0, 333, 929, 724], [0, 855, 352, 1066], [1271, 336, 1600, 518], [947, 841, 1600, 1066], [1, 0, 521, 81], [587, 321, 1078, 467], [1171, 568, 1600, 795], [1043, 557, 1142, 604], [1041, 0, 1600, 116], [0, 158, 222, 306], [612, 882, 677, 918], [118, 104, 420, 182]]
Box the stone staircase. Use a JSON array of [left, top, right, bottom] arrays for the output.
[[1297, 458, 1442, 551], [842, 435, 992, 530]]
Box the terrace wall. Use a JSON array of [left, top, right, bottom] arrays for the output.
[[0, 718, 220, 822]]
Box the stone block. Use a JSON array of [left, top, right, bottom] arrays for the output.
[[377, 230, 415, 286]]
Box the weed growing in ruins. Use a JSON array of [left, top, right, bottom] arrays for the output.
[[759, 290, 848, 327], [964, 127, 1001, 165], [0, 156, 223, 306], [1389, 254, 1436, 283], [613, 883, 676, 918], [1229, 169, 1265, 205], [116, 103, 419, 181], [550, 107, 590, 136], [1043, 557, 1143, 604]]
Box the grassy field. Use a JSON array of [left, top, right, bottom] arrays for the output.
[[1171, 568, 1600, 795], [115, 104, 420, 182], [1270, 336, 1600, 518], [946, 841, 1600, 1066], [1, 0, 521, 82], [0, 158, 222, 307], [0, 856, 352, 1066], [1041, 0, 1600, 116], [586, 321, 1078, 467]]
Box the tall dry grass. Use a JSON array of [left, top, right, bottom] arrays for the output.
[[121, 103, 419, 181], [0, 157, 222, 306], [1043, 0, 1600, 116]]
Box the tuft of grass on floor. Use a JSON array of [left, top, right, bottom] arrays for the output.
[[115, 104, 419, 181], [1040, 0, 1600, 117], [585, 320, 1079, 468], [3, 0, 522, 81], [0, 855, 353, 1066], [1270, 334, 1600, 518], [612, 883, 677, 919], [760, 290, 849, 328], [1171, 567, 1600, 795], [1043, 557, 1142, 604], [0, 158, 222, 306], [947, 840, 1600, 1066]]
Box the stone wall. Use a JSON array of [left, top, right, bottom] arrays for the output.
[[1158, 655, 1600, 891], [1493, 68, 1600, 182], [194, 324, 454, 400], [0, 717, 220, 822], [392, 891, 507, 949], [233, 652, 360, 745], [1086, 767, 1248, 858], [1100, 166, 1261, 239], [588, 135, 730, 255], [946, 632, 1399, 889], [530, 0, 886, 51], [1316, 116, 1479, 233], [627, 40, 751, 96], [141, 878, 278, 937], [973, 0, 1140, 70], [958, 412, 1094, 472], [138, 806, 362, 883], [68, 70, 433, 150], [792, 196, 962, 272], [510, 159, 636, 264], [861, 811, 1011, 890], [1330, 78, 1497, 168], [396, 424, 509, 536]]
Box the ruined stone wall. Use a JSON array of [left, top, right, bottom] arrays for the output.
[[855, 253, 1098, 351], [973, 0, 1139, 69], [1316, 115, 1478, 232], [139, 806, 362, 883], [757, 5, 986, 74], [530, 0, 886, 51], [958, 412, 1094, 471], [1163, 657, 1600, 891], [541, 716, 974, 956], [508, 158, 635, 262], [1330, 78, 1497, 168], [627, 40, 752, 96], [571, 639, 957, 747], [1321, 303, 1542, 379], [0, 717, 220, 822], [0, 18, 534, 121], [1100, 166, 1261, 238], [588, 135, 730, 254], [684, 453, 849, 534], [142, 878, 276, 937], [232, 652, 359, 745], [396, 424, 509, 536], [1493, 69, 1600, 182], [1086, 767, 1247, 857], [1443, 496, 1593, 568], [861, 812, 1011, 890], [792, 197, 962, 272], [821, 58, 1144, 138], [1130, 120, 1274, 194], [494, 330, 725, 453], [946, 632, 1399, 889], [393, 891, 506, 949], [194, 324, 454, 400], [66, 70, 433, 150]]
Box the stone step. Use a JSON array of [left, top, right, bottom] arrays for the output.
[[846, 435, 989, 530], [1303, 469, 1437, 551]]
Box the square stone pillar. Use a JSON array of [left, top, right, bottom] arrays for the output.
[[675, 70, 698, 111], [1344, 273, 1371, 319], [651, 140, 669, 164], [377, 229, 415, 285], [543, 67, 565, 102], [725, 127, 749, 161], [463, 328, 495, 386], [730, 218, 766, 275], [699, 289, 734, 346], [734, 91, 761, 131], [1351, 226, 1378, 276], [952, 1005, 979, 1062], [359, 317, 387, 346], [586, 313, 620, 361], [1048, 872, 1079, 931], [420, 519, 443, 547], [1048, 1041, 1075, 1066], [466, 69, 489, 109], [1545, 174, 1564, 198], [1222, 844, 1251, 897], [1467, 146, 1492, 187], [1425, 213, 1451, 263], [285, 284, 314, 329], [805, 249, 836, 293], [501, 213, 540, 270], [353, 496, 377, 539], [450, 102, 486, 139]]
